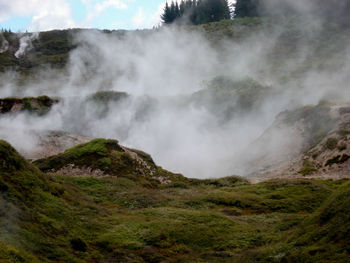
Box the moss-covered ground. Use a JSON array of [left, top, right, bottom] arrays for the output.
[[0, 140, 349, 262]]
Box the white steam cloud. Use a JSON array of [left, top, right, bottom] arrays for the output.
[[0, 34, 9, 53], [0, 1, 350, 178], [15, 32, 39, 58]]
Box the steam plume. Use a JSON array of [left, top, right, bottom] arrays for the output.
[[0, 0, 350, 178], [15, 32, 38, 58], [0, 33, 9, 53]]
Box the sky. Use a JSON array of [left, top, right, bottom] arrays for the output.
[[0, 0, 235, 32]]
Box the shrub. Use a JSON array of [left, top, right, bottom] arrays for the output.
[[299, 160, 317, 176], [70, 238, 87, 252], [325, 154, 350, 166], [325, 138, 338, 150]]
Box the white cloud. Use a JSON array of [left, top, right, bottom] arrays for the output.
[[29, 0, 76, 31], [95, 0, 127, 13], [149, 2, 166, 28], [84, 0, 128, 26], [132, 7, 146, 28], [0, 0, 237, 32], [129, 2, 165, 29], [0, 0, 76, 31]]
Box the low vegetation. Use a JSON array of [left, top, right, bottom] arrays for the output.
[[1, 140, 349, 262], [325, 137, 338, 150], [191, 77, 273, 122], [0, 95, 59, 115], [281, 103, 337, 148], [0, 11, 350, 263], [325, 154, 350, 167], [299, 159, 318, 176]]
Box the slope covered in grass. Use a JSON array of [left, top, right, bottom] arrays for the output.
[[1, 140, 349, 262], [33, 138, 182, 185], [285, 180, 350, 262]]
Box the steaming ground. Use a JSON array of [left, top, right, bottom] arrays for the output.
[[1, 20, 350, 178]]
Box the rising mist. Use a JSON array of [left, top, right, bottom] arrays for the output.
[[0, 1, 350, 178]]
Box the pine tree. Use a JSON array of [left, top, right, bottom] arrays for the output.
[[161, 2, 172, 24], [195, 0, 231, 24], [185, 0, 194, 9], [234, 0, 260, 18], [175, 2, 181, 18], [170, 1, 176, 21], [161, 0, 232, 25], [221, 0, 232, 19], [180, 0, 186, 15]]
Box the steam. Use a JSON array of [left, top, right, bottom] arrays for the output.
[[15, 32, 38, 58], [0, 33, 9, 53], [0, 1, 350, 178]]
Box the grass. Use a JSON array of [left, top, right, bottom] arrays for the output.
[[34, 139, 123, 172], [1, 17, 350, 262], [299, 159, 318, 176], [2, 139, 350, 262], [338, 129, 350, 137], [281, 181, 350, 262]]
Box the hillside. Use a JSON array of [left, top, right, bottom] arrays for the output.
[[237, 101, 350, 182], [1, 17, 350, 77], [0, 140, 349, 262], [0, 16, 350, 262]]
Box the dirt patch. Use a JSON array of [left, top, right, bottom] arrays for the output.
[[29, 130, 91, 159], [50, 163, 109, 177]]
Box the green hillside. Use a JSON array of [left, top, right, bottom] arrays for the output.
[[1, 17, 350, 79], [1, 16, 350, 263], [0, 140, 349, 262]]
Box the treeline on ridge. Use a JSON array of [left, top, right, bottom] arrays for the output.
[[160, 0, 350, 27], [161, 0, 231, 25], [234, 0, 350, 26]]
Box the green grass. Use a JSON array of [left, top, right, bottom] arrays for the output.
[[0, 17, 350, 262], [2, 139, 350, 262], [338, 129, 350, 137], [299, 159, 318, 176]]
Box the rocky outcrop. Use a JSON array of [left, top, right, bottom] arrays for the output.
[[33, 138, 179, 184], [241, 102, 350, 182], [0, 96, 59, 115]]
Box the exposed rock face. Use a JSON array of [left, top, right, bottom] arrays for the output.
[[29, 130, 91, 159], [302, 104, 350, 180], [53, 163, 108, 177], [242, 102, 350, 182]]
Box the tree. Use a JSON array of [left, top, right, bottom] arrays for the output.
[[180, 0, 186, 15], [222, 0, 232, 19], [161, 0, 232, 25], [175, 2, 181, 18], [170, 1, 177, 21], [195, 0, 231, 24], [234, 0, 260, 18], [161, 2, 172, 24]]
